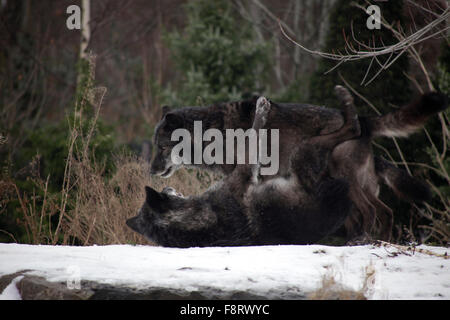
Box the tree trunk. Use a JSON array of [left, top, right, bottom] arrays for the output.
[[80, 0, 91, 60]]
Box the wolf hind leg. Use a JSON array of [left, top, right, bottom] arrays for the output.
[[308, 86, 361, 149], [290, 86, 360, 190], [335, 85, 357, 123], [333, 85, 360, 141]]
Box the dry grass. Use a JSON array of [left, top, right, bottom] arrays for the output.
[[61, 154, 218, 245], [308, 276, 366, 300], [308, 264, 376, 300], [1, 155, 61, 245], [5, 152, 218, 245]]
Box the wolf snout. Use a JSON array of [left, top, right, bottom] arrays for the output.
[[126, 216, 139, 233]]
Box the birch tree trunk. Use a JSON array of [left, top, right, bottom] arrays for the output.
[[80, 0, 90, 60]]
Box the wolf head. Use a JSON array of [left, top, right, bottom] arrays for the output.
[[150, 106, 184, 178], [126, 186, 183, 241]]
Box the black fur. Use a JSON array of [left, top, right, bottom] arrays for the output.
[[418, 92, 449, 114], [374, 157, 432, 203], [129, 91, 360, 247], [369, 92, 449, 138], [150, 90, 447, 240]]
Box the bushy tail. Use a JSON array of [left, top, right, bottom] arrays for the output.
[[374, 156, 431, 203], [368, 92, 448, 138]]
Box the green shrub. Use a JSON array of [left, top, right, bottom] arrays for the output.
[[163, 0, 271, 106]]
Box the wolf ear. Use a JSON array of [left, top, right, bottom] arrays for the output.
[[161, 105, 171, 117], [145, 186, 166, 210], [164, 112, 184, 130]]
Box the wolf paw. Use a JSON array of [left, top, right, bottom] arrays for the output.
[[162, 186, 184, 198], [334, 85, 354, 106], [253, 96, 271, 129], [256, 96, 270, 114], [334, 85, 357, 117]]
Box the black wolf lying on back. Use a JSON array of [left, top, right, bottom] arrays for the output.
[[127, 87, 361, 247], [150, 87, 448, 240]]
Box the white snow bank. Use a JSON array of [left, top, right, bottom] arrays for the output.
[[0, 275, 23, 300], [0, 243, 448, 300]]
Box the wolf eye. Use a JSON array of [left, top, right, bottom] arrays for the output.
[[159, 145, 169, 152]]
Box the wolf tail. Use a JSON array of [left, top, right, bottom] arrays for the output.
[[367, 92, 448, 138], [374, 156, 431, 203]]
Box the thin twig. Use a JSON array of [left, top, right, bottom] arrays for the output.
[[279, 4, 450, 83]]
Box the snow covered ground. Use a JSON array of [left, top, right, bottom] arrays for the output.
[[0, 243, 448, 300]]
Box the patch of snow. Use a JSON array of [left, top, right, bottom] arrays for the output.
[[0, 243, 448, 299], [0, 275, 24, 300]]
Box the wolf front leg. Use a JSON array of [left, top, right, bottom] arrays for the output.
[[252, 96, 271, 130], [252, 97, 271, 183], [228, 96, 272, 186]]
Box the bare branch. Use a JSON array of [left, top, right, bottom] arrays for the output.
[[279, 4, 450, 84]]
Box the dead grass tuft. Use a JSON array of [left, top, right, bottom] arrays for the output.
[[308, 264, 376, 300], [62, 154, 218, 245]]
